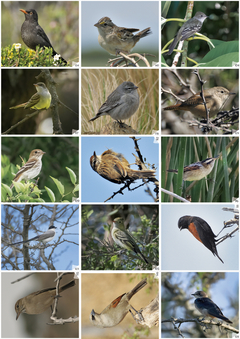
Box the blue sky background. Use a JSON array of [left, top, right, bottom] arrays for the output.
[[81, 1, 159, 52], [161, 203, 239, 270], [1, 205, 79, 270], [81, 136, 159, 202]]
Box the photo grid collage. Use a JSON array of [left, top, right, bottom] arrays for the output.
[[0, 1, 239, 338]]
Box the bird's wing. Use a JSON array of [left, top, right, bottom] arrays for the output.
[[24, 93, 41, 109], [35, 24, 53, 48], [37, 230, 55, 241], [191, 217, 217, 251]]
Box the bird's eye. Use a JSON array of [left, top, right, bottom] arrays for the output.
[[30, 12, 33, 15]]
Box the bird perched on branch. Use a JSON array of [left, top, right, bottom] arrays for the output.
[[192, 291, 232, 323], [89, 82, 139, 124], [112, 217, 149, 263], [90, 149, 155, 184], [90, 278, 147, 327], [94, 16, 151, 55]]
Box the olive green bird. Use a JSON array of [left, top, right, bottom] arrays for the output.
[[112, 217, 148, 264]]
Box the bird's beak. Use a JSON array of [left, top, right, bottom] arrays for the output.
[[19, 9, 27, 14]]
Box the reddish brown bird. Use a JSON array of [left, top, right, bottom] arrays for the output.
[[178, 215, 223, 263]]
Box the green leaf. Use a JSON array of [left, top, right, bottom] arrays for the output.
[[161, 1, 171, 18], [1, 183, 12, 197], [45, 186, 55, 202], [12, 182, 25, 192], [66, 167, 77, 184], [50, 176, 65, 195], [73, 184, 79, 193], [18, 195, 31, 201], [198, 41, 239, 67]]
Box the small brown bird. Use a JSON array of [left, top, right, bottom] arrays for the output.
[[15, 279, 75, 320], [163, 87, 235, 118], [94, 16, 151, 55], [90, 149, 155, 184], [10, 149, 46, 189], [167, 156, 218, 181], [90, 278, 147, 327]]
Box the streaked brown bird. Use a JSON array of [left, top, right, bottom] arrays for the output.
[[94, 16, 151, 55], [10, 149, 46, 189], [90, 149, 155, 184]]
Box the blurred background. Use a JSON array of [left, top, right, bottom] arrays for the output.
[[2, 136, 79, 202], [161, 204, 239, 270], [82, 68, 159, 135], [82, 273, 159, 339], [162, 1, 239, 63], [161, 272, 239, 338], [81, 1, 159, 66], [81, 204, 159, 270], [2, 272, 79, 338], [161, 136, 239, 202], [161, 68, 239, 134], [2, 69, 79, 134], [1, 1, 79, 63]]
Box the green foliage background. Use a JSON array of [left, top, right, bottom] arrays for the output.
[[162, 136, 239, 202]]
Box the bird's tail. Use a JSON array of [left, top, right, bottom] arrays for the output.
[[167, 36, 179, 55], [127, 278, 147, 300], [9, 103, 27, 109], [89, 115, 99, 122], [216, 314, 232, 323], [128, 169, 155, 181], [135, 28, 152, 40], [59, 280, 76, 292], [215, 252, 224, 264], [163, 104, 182, 111], [137, 251, 149, 264]]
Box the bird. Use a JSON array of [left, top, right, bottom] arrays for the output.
[[10, 149, 46, 189], [90, 278, 147, 327], [163, 87, 235, 119], [192, 291, 233, 323], [10, 225, 56, 246], [90, 149, 155, 184], [89, 82, 139, 124], [112, 217, 148, 264], [20, 8, 67, 64], [94, 16, 151, 55], [178, 215, 224, 263], [15, 279, 75, 320], [167, 156, 218, 181], [167, 11, 208, 55], [9, 83, 51, 110]]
